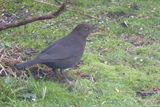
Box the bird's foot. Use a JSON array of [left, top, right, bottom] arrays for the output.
[[60, 70, 73, 83]]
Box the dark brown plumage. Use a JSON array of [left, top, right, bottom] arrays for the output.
[[17, 23, 95, 73]]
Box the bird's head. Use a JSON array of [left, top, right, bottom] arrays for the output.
[[73, 23, 96, 38]]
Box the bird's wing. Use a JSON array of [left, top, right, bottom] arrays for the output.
[[37, 42, 83, 60]]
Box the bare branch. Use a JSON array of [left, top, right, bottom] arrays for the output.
[[0, 0, 70, 31], [33, 0, 102, 20]]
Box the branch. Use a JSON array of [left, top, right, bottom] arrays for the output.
[[33, 0, 102, 20], [0, 0, 70, 31]]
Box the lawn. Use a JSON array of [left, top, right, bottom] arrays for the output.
[[0, 0, 160, 106]]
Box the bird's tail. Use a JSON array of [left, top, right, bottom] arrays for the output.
[[16, 59, 38, 68]]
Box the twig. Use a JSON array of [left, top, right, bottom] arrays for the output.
[[0, 61, 8, 76], [0, 0, 70, 31], [33, 0, 102, 20], [0, 47, 4, 54]]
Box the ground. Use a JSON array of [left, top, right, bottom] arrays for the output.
[[0, 0, 160, 106]]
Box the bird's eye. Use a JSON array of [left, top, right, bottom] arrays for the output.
[[84, 26, 88, 30]]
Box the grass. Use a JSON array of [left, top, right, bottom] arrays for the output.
[[0, 0, 160, 106]]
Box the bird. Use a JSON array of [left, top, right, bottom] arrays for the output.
[[17, 23, 96, 77]]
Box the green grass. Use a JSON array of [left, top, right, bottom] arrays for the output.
[[0, 0, 160, 106]]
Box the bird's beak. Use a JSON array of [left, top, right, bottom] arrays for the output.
[[91, 25, 98, 30], [91, 25, 105, 31]]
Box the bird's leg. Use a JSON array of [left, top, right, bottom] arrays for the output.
[[60, 69, 65, 75], [60, 69, 70, 82]]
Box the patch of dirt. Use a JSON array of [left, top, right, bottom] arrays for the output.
[[136, 88, 160, 98], [122, 35, 158, 47], [0, 46, 91, 82], [0, 8, 34, 26]]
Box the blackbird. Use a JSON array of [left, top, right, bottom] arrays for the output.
[[17, 23, 95, 75]]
